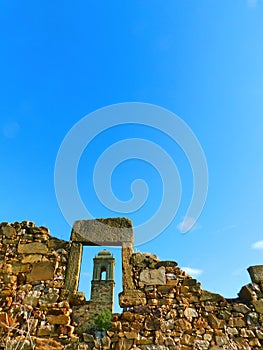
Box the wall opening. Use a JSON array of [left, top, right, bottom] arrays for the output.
[[100, 269, 106, 280], [78, 246, 122, 312]]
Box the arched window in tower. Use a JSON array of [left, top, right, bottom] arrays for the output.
[[100, 266, 107, 280]]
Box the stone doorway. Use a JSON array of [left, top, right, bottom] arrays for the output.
[[64, 218, 134, 312]]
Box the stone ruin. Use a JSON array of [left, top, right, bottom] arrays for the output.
[[1, 219, 263, 349]]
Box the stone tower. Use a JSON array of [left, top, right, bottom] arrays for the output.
[[90, 249, 115, 312]]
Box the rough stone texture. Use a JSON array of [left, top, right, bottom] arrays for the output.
[[139, 267, 166, 285], [119, 290, 147, 308], [72, 218, 134, 245], [18, 242, 48, 254], [0, 220, 72, 349], [1, 219, 263, 350], [64, 242, 83, 292], [27, 261, 55, 282], [91, 281, 115, 312], [248, 265, 263, 284], [122, 242, 135, 291], [113, 250, 263, 350], [46, 314, 71, 325], [239, 284, 257, 301], [90, 250, 116, 313]]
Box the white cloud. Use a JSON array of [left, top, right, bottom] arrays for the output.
[[182, 267, 203, 277], [177, 216, 201, 233], [252, 240, 263, 249]]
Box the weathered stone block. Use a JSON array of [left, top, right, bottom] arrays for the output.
[[72, 218, 134, 245], [246, 312, 259, 327], [124, 331, 138, 339], [184, 307, 198, 321], [121, 311, 134, 322], [83, 333, 95, 342], [115, 337, 134, 350], [155, 260, 178, 268], [34, 337, 63, 350], [182, 279, 197, 286], [249, 338, 261, 347], [238, 284, 257, 302], [131, 252, 147, 268], [58, 324, 75, 336], [46, 314, 70, 325], [208, 314, 226, 328], [37, 324, 55, 337], [122, 242, 135, 291], [195, 340, 210, 349], [0, 225, 16, 238], [200, 290, 225, 302], [21, 254, 43, 264], [12, 263, 31, 274], [27, 261, 55, 282], [64, 242, 83, 292], [39, 294, 59, 305], [119, 290, 146, 308], [47, 237, 68, 250], [253, 299, 263, 314], [215, 335, 228, 346], [248, 265, 263, 283], [174, 318, 192, 330], [23, 295, 39, 307], [136, 336, 154, 345], [229, 316, 246, 328], [233, 303, 251, 314], [140, 267, 166, 285], [145, 316, 160, 330], [255, 329, 263, 339], [18, 242, 48, 254], [234, 337, 250, 350]]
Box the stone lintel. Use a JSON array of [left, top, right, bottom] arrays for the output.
[[71, 218, 134, 246]]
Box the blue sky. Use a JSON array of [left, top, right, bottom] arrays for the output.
[[1, 0, 263, 311]]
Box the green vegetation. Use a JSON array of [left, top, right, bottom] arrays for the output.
[[94, 308, 112, 332], [87, 308, 112, 334]]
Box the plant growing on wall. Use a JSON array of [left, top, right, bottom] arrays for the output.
[[94, 308, 112, 332], [87, 308, 112, 335]]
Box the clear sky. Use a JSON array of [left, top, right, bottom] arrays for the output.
[[1, 0, 263, 312]]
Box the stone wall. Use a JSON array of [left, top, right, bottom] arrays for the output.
[[90, 281, 115, 312], [1, 220, 263, 350], [0, 221, 79, 349], [106, 252, 263, 350]]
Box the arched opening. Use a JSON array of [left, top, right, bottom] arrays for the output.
[[100, 267, 107, 280]]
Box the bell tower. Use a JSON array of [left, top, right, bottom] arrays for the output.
[[90, 249, 115, 312]]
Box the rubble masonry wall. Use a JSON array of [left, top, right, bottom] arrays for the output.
[[1, 221, 263, 350]]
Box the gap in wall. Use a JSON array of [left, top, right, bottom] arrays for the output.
[[78, 246, 123, 313]]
